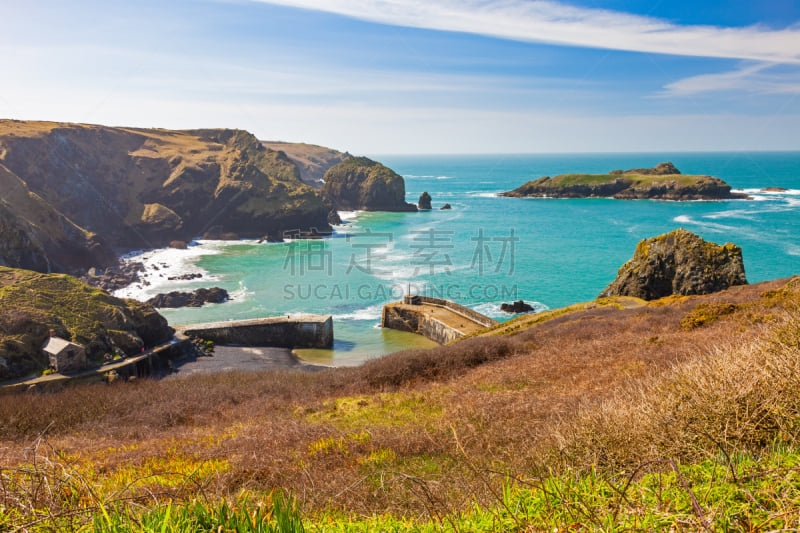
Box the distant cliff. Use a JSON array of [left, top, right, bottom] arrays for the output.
[[321, 157, 417, 212], [0, 266, 173, 379], [600, 229, 747, 300], [261, 141, 349, 188], [502, 163, 742, 200], [0, 120, 332, 271]]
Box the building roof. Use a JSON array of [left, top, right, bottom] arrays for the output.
[[42, 337, 83, 356]]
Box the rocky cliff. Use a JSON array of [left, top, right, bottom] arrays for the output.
[[0, 163, 114, 273], [260, 141, 349, 188], [0, 120, 332, 271], [0, 266, 173, 379], [502, 163, 741, 200], [321, 157, 417, 212], [599, 229, 747, 300]]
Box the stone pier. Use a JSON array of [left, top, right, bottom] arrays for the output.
[[382, 296, 498, 344], [177, 315, 333, 349]]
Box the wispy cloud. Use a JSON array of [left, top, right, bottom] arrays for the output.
[[663, 63, 800, 96], [250, 0, 800, 63]]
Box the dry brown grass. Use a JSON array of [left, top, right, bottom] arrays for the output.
[[0, 277, 797, 518]]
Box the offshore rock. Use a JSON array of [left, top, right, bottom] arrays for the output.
[[418, 191, 432, 210], [440, 203, 452, 210], [500, 300, 534, 313], [600, 229, 747, 301], [321, 156, 417, 212], [146, 287, 229, 308]]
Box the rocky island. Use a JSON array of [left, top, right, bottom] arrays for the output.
[[502, 162, 743, 200]]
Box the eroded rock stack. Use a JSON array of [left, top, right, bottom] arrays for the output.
[[600, 229, 747, 300]]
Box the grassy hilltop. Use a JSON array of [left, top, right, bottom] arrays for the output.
[[2, 275, 799, 530]]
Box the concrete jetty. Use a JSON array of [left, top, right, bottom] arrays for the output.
[[382, 295, 499, 344], [177, 315, 333, 349]]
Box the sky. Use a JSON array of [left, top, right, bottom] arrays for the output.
[[1, 0, 799, 154]]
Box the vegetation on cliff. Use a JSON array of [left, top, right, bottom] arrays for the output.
[[502, 162, 740, 200], [0, 267, 172, 379], [0, 121, 332, 271], [261, 141, 349, 188], [0, 163, 113, 273], [321, 156, 417, 212], [600, 228, 747, 300], [2, 273, 799, 530]]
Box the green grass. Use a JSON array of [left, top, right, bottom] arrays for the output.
[[552, 172, 702, 187], [11, 444, 798, 532]]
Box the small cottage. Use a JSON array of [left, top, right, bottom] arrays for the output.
[[42, 337, 88, 373]]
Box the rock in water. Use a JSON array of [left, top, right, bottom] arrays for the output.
[[440, 204, 452, 210], [147, 287, 229, 308], [600, 229, 747, 300], [321, 156, 417, 212], [418, 191, 432, 210], [500, 300, 534, 313]]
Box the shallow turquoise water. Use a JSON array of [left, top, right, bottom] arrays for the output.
[[122, 152, 800, 365]]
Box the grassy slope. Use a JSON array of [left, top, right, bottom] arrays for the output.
[[0, 267, 170, 377], [551, 172, 704, 186], [1, 277, 799, 530]]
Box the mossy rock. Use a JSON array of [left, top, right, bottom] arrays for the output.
[[600, 229, 747, 300]]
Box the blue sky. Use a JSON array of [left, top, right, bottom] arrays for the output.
[[1, 0, 798, 153]]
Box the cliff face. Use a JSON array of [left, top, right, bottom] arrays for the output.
[[321, 157, 417, 212], [503, 163, 741, 200], [260, 141, 349, 188], [0, 121, 332, 267], [600, 229, 747, 300], [0, 163, 114, 273], [0, 267, 173, 379]]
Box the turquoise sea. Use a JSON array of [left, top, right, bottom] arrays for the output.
[[117, 152, 800, 365]]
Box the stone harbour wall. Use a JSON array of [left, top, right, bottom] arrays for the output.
[[179, 316, 334, 349]]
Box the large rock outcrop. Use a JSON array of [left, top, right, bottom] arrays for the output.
[[502, 163, 742, 200], [0, 120, 332, 271], [0, 266, 173, 379], [599, 229, 747, 300], [321, 157, 417, 212]]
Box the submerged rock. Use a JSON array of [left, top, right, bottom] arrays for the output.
[[600, 229, 747, 300], [500, 300, 534, 314], [418, 191, 432, 210], [146, 287, 229, 308]]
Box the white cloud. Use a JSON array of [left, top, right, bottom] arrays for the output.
[[249, 0, 800, 63], [663, 63, 800, 96]]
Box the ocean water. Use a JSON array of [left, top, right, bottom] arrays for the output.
[[116, 152, 800, 365]]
